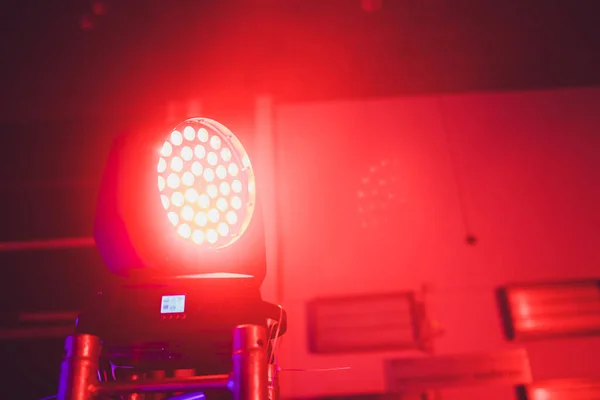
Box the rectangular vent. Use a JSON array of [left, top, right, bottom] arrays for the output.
[[516, 379, 600, 400], [385, 348, 531, 392], [497, 279, 600, 341], [307, 292, 418, 354]]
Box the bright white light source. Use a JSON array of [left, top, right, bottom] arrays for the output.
[[181, 171, 194, 187], [195, 145, 206, 159], [198, 194, 210, 209], [191, 161, 203, 176], [203, 168, 215, 182], [185, 188, 198, 203], [198, 128, 209, 142], [207, 208, 220, 223], [161, 195, 170, 209], [217, 222, 229, 237], [171, 192, 184, 207], [171, 157, 183, 172], [228, 163, 239, 177], [161, 142, 173, 157], [221, 148, 232, 162], [157, 118, 256, 248], [206, 229, 218, 244], [219, 181, 230, 196], [177, 223, 191, 238], [171, 131, 183, 146], [167, 174, 180, 189], [195, 212, 208, 227], [183, 126, 196, 141], [216, 197, 228, 211], [226, 211, 237, 225], [241, 155, 251, 169], [181, 146, 193, 161], [158, 158, 167, 173], [181, 205, 194, 221], [207, 152, 218, 166], [168, 212, 179, 226], [210, 136, 221, 150], [192, 230, 204, 244], [207, 184, 218, 199], [231, 196, 242, 210], [232, 180, 242, 193], [216, 165, 227, 179]]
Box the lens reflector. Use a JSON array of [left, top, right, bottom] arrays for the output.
[[156, 118, 256, 249]]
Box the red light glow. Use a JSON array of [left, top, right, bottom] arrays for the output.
[[532, 388, 550, 400]]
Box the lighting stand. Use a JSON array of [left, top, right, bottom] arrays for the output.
[[59, 276, 286, 400], [58, 324, 276, 400]]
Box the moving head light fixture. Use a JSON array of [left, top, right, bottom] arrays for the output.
[[94, 117, 267, 281], [58, 117, 285, 400]]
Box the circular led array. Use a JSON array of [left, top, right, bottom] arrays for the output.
[[157, 118, 255, 249]]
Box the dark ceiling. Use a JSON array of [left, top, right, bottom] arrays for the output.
[[2, 0, 600, 121]]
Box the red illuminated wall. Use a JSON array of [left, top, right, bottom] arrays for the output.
[[264, 87, 600, 399]]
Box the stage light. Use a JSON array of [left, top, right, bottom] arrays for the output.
[[63, 114, 286, 400], [94, 117, 266, 281], [156, 119, 256, 249]]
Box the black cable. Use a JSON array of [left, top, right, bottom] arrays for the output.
[[436, 96, 477, 245]]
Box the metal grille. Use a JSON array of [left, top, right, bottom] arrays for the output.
[[307, 292, 418, 354], [385, 348, 531, 392], [497, 279, 600, 341]]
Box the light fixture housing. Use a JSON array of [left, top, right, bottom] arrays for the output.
[[93, 118, 266, 282]]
